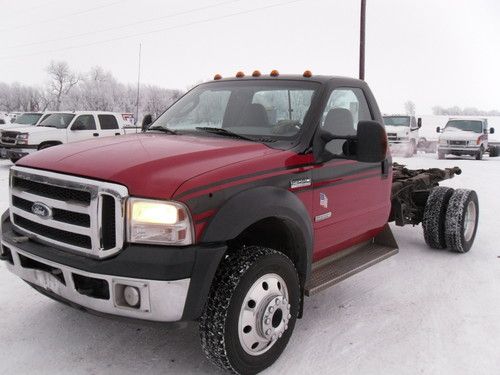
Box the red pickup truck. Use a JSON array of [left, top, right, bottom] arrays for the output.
[[0, 72, 478, 374]]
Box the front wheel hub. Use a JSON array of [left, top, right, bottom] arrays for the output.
[[238, 273, 291, 356]]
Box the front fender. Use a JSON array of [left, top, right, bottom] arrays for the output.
[[201, 186, 313, 280]]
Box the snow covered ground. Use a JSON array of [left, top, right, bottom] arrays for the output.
[[0, 154, 499, 375]]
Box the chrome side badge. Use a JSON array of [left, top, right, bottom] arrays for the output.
[[319, 192, 328, 208], [290, 178, 311, 189], [315, 212, 332, 222]]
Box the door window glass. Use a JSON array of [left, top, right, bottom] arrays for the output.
[[72, 115, 96, 130]]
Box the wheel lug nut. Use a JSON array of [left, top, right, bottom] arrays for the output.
[[275, 298, 281, 305], [266, 329, 271, 335], [287, 314, 291, 319], [279, 333, 283, 338], [269, 306, 274, 313], [285, 325, 288, 330], [287, 304, 291, 309], [265, 319, 271, 325], [272, 334, 276, 340]]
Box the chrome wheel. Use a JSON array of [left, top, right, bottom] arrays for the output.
[[463, 200, 477, 242], [238, 273, 291, 356]]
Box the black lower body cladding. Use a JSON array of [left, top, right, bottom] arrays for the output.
[[0, 212, 226, 320]]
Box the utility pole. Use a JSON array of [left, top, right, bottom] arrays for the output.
[[135, 43, 142, 125], [359, 0, 366, 80]]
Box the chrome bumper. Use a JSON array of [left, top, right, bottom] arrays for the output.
[[1, 241, 190, 322], [438, 146, 479, 152]]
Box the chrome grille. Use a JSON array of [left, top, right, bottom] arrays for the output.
[[387, 133, 397, 140], [9, 166, 128, 259], [1, 131, 19, 145], [449, 140, 467, 146]]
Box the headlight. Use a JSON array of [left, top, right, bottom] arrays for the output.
[[469, 140, 477, 146], [16, 133, 29, 144], [439, 139, 447, 145], [127, 198, 194, 245]]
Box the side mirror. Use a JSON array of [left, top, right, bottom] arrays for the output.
[[436, 126, 441, 133], [417, 117, 422, 128], [142, 114, 153, 132], [72, 121, 85, 131], [355, 121, 387, 163], [490, 127, 495, 134]]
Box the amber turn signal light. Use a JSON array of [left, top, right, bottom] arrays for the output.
[[252, 70, 261, 77], [270, 69, 279, 77], [213, 74, 222, 80], [303, 70, 312, 78], [236, 71, 245, 78]]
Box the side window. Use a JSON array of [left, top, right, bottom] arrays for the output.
[[98, 114, 119, 130], [72, 115, 96, 130], [321, 87, 372, 155]]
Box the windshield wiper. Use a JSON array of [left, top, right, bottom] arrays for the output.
[[148, 126, 177, 135], [195, 127, 255, 142]]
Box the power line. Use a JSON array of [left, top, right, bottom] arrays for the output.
[[0, 0, 126, 32], [4, 0, 245, 50], [0, 0, 310, 60]]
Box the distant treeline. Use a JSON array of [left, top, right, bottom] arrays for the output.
[[432, 106, 500, 116], [0, 60, 183, 122]]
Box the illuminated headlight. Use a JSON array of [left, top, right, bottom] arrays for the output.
[[16, 133, 29, 145], [439, 139, 447, 145], [127, 198, 194, 245]]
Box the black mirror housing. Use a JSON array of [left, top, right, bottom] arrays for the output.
[[490, 127, 495, 134], [356, 121, 387, 163], [436, 126, 441, 133], [417, 117, 422, 128], [142, 114, 153, 132]]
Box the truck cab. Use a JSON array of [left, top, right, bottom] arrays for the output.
[[437, 117, 494, 160], [383, 115, 421, 157], [0, 111, 134, 162]]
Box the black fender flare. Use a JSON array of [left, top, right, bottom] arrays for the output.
[[38, 141, 62, 150], [201, 186, 314, 282]]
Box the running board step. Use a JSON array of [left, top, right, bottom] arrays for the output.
[[305, 225, 399, 296]]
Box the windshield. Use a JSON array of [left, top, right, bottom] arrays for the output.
[[383, 116, 410, 126], [14, 113, 42, 125], [444, 120, 483, 133], [150, 80, 319, 141], [39, 113, 75, 129]]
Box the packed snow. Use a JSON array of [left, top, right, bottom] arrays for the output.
[[0, 153, 499, 375]]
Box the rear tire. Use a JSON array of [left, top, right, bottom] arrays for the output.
[[489, 145, 499, 157], [422, 186, 454, 249], [200, 246, 300, 375], [445, 189, 479, 253]]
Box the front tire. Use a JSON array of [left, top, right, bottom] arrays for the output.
[[200, 246, 300, 374], [445, 189, 479, 253], [475, 146, 484, 160]]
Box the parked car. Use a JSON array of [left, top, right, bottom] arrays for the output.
[[383, 115, 421, 157], [0, 72, 478, 374], [0, 112, 11, 125], [437, 118, 495, 160], [0, 111, 139, 162]]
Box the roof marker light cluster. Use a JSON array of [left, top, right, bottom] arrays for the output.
[[212, 70, 313, 80]]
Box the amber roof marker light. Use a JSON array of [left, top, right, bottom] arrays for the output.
[[213, 74, 222, 80], [270, 70, 279, 77], [235, 71, 245, 78], [303, 70, 312, 78], [252, 70, 261, 77]]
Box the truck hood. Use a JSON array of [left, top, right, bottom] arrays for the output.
[[18, 133, 278, 199], [439, 129, 481, 141], [385, 125, 410, 136]]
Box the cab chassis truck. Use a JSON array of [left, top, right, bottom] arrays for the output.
[[0, 72, 478, 374]]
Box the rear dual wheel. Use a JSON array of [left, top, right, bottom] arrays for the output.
[[423, 187, 479, 253]]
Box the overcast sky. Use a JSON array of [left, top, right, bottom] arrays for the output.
[[0, 0, 499, 114]]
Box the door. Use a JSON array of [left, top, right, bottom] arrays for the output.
[[67, 114, 98, 143], [312, 87, 390, 261], [98, 114, 122, 138]]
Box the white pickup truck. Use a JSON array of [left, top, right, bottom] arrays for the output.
[[383, 115, 421, 157], [437, 118, 495, 160], [0, 111, 139, 162]]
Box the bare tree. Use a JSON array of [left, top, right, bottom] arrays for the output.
[[46, 61, 80, 110], [404, 100, 416, 116]]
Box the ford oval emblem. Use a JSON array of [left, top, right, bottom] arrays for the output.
[[31, 202, 52, 219]]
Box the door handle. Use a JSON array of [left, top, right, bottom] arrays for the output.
[[115, 132, 120, 136], [93, 133, 99, 137]]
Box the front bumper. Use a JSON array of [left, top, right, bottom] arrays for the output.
[[0, 145, 36, 159], [438, 145, 479, 155], [1, 213, 226, 322]]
